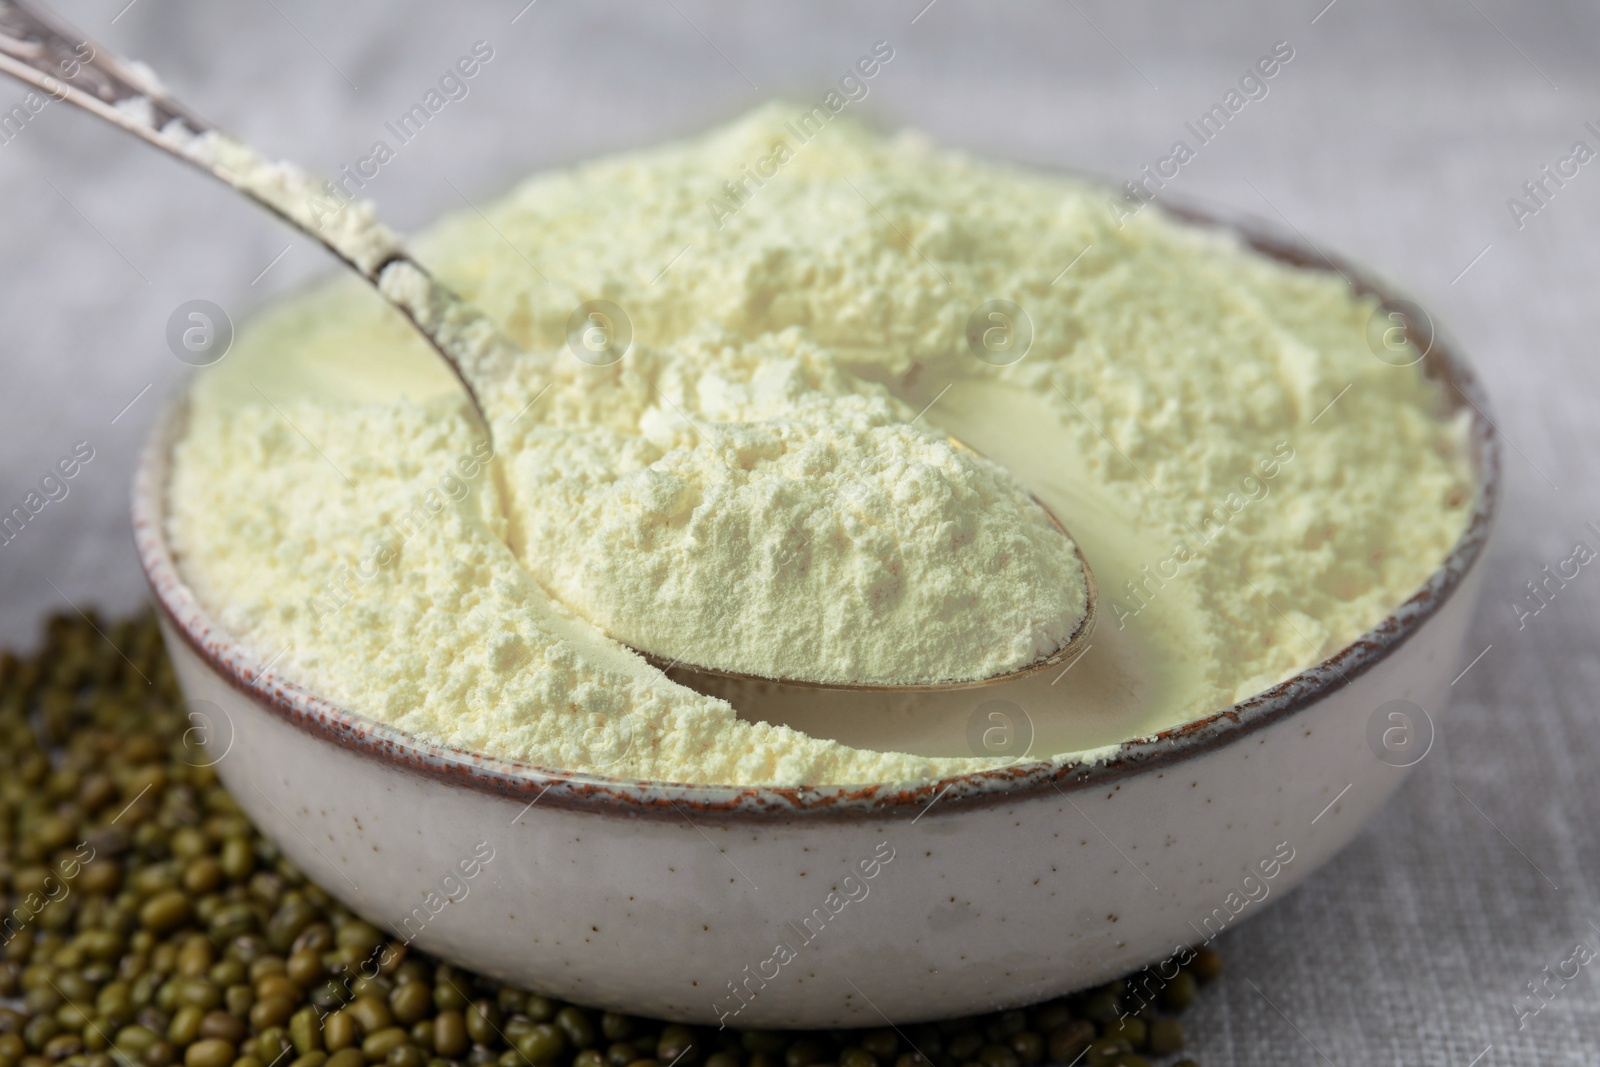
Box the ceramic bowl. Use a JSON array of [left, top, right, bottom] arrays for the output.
[[134, 206, 1497, 1028]]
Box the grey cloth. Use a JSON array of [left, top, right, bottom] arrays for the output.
[[0, 1, 1591, 1061]]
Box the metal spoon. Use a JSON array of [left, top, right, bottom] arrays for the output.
[[0, 1, 1097, 692], [0, 0, 501, 433]]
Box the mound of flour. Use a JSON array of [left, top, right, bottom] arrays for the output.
[[167, 104, 1471, 786], [499, 331, 1087, 684]]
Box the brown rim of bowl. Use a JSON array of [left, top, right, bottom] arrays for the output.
[[132, 197, 1500, 824]]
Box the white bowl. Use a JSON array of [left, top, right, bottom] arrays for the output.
[[135, 208, 1497, 1028]]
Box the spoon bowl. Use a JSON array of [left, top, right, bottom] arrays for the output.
[[0, 0, 503, 438], [630, 433, 1098, 692], [641, 502, 1098, 693]]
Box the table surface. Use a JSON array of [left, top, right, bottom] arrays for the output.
[[2, 2, 1595, 1062]]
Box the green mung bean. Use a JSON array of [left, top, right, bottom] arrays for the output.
[[0, 612, 1215, 1067]]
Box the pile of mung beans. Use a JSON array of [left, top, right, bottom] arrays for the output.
[[0, 612, 1217, 1067]]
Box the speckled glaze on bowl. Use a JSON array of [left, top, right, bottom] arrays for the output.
[[134, 207, 1497, 1028]]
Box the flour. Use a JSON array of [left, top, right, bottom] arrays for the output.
[[375, 258, 521, 387], [156, 125, 405, 276], [167, 104, 1472, 786], [160, 122, 518, 403], [494, 327, 1087, 685]]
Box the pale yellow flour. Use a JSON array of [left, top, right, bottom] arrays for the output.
[[494, 326, 1087, 686], [166, 104, 1472, 786]]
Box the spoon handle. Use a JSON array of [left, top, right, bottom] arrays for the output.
[[0, 0, 506, 427], [0, 1, 210, 143]]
